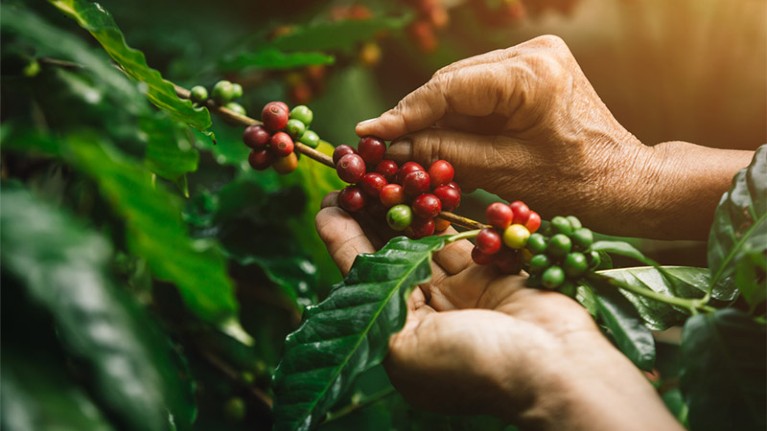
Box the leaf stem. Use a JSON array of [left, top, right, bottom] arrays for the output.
[[322, 386, 397, 424], [447, 229, 481, 243], [588, 273, 716, 315]]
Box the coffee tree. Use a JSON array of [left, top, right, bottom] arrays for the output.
[[1, 1, 764, 430]]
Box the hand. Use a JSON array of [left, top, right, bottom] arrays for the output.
[[315, 195, 683, 431], [356, 35, 753, 239]]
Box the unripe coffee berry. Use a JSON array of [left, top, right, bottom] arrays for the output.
[[397, 161, 425, 183], [285, 119, 306, 139], [509, 200, 531, 224], [551, 216, 574, 236], [547, 233, 572, 258], [375, 160, 399, 182], [243, 124, 271, 149], [290, 105, 313, 126], [471, 246, 494, 265], [336, 153, 366, 183], [503, 224, 530, 249], [563, 252, 588, 278], [476, 228, 502, 255], [380, 184, 405, 207], [270, 132, 295, 157], [428, 160, 455, 187], [408, 217, 435, 239], [567, 216, 582, 229], [299, 130, 320, 148], [541, 266, 566, 289], [486, 202, 514, 230], [525, 211, 542, 233], [212, 80, 235, 104], [588, 251, 602, 269], [412, 193, 442, 219], [273, 152, 298, 175], [402, 171, 431, 197], [262, 101, 289, 132], [225, 102, 246, 116], [526, 233, 547, 254], [358, 136, 387, 165], [360, 173, 387, 197], [190, 85, 208, 104], [248, 149, 275, 170], [338, 186, 367, 213], [528, 254, 551, 274], [433, 185, 461, 211], [333, 145, 356, 165], [387, 204, 412, 231], [232, 83, 244, 99], [571, 227, 594, 250]]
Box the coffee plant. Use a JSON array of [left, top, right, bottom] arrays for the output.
[[1, 1, 764, 431]]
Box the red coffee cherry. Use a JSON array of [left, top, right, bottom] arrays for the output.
[[434, 217, 451, 232], [243, 124, 271, 149], [333, 145, 356, 165], [248, 149, 275, 171], [476, 228, 502, 255], [445, 181, 461, 192], [408, 217, 435, 239], [471, 246, 494, 265], [380, 184, 406, 207], [397, 161, 425, 183], [273, 152, 298, 174], [432, 185, 461, 211], [494, 248, 522, 274], [358, 136, 387, 165], [509, 200, 531, 224], [338, 186, 367, 213], [402, 170, 431, 197], [486, 202, 514, 230], [525, 211, 542, 233], [360, 173, 387, 197], [274, 101, 289, 112], [428, 160, 455, 187], [270, 132, 295, 157], [261, 101, 289, 132], [412, 193, 442, 219], [375, 160, 399, 182], [336, 153, 367, 183]]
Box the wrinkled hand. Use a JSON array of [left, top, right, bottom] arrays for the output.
[[315, 194, 681, 430]]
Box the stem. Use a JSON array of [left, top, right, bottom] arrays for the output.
[[322, 387, 397, 424], [588, 273, 716, 315], [447, 229, 481, 243]]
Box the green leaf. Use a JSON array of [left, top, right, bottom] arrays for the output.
[[591, 240, 661, 267], [708, 145, 767, 301], [221, 46, 334, 71], [49, 0, 212, 131], [140, 112, 200, 181], [680, 309, 766, 431], [736, 250, 767, 311], [593, 286, 656, 370], [273, 15, 410, 54], [0, 184, 196, 431], [272, 235, 448, 431], [597, 266, 708, 330]]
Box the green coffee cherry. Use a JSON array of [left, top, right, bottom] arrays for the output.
[[560, 281, 577, 297], [526, 233, 547, 254], [231, 82, 243, 99], [290, 105, 313, 126], [190, 85, 208, 104], [563, 252, 588, 278], [566, 215, 582, 229], [225, 102, 246, 116], [571, 227, 594, 250], [528, 254, 551, 274], [224, 397, 246, 422], [551, 216, 573, 235], [541, 265, 565, 289], [286, 119, 306, 139], [588, 250, 602, 269], [212, 80, 235, 104], [547, 234, 572, 258], [299, 130, 320, 148], [387, 204, 412, 231]]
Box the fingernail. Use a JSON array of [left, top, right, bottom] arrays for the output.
[[387, 139, 412, 162], [356, 118, 376, 127]]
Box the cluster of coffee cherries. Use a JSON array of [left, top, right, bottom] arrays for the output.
[[471, 201, 542, 273], [524, 215, 598, 292], [190, 80, 247, 116], [333, 137, 461, 239], [242, 102, 321, 175], [405, 0, 449, 53]]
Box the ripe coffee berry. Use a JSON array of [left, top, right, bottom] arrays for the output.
[[476, 228, 502, 255], [494, 248, 522, 274], [525, 211, 542, 233], [503, 224, 530, 249], [375, 160, 399, 182], [402, 171, 431, 197], [379, 184, 405, 207], [336, 153, 366, 183], [358, 136, 387, 165], [509, 200, 531, 224], [433, 185, 461, 211], [387, 204, 412, 231], [333, 145, 356, 164], [262, 101, 289, 132], [428, 160, 454, 187], [486, 202, 514, 230], [445, 181, 461, 192], [273, 152, 298, 174], [471, 246, 495, 265], [412, 193, 442, 219], [408, 217, 435, 238], [360, 173, 387, 197], [243, 124, 271, 149], [270, 132, 295, 157], [397, 161, 425, 183], [338, 186, 367, 213], [434, 217, 451, 232], [248, 149, 275, 170]]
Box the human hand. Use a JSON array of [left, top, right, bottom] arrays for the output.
[[315, 194, 683, 431]]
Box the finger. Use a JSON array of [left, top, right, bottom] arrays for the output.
[[430, 227, 475, 276], [321, 191, 340, 208], [315, 207, 376, 275]]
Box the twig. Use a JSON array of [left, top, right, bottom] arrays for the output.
[[199, 349, 274, 409], [322, 386, 397, 424]]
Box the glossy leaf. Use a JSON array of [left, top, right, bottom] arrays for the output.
[[49, 0, 212, 131], [273, 15, 410, 53], [221, 46, 334, 71], [680, 309, 766, 431], [593, 286, 656, 370], [591, 240, 661, 267], [597, 266, 708, 330], [708, 145, 767, 301], [272, 235, 448, 431], [140, 113, 200, 181], [0, 185, 195, 431], [736, 250, 767, 311]]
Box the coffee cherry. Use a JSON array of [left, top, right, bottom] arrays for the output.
[[387, 204, 412, 231], [412, 193, 442, 219], [547, 234, 572, 258], [525, 211, 542, 233], [285, 119, 306, 139], [494, 248, 522, 274], [571, 227, 594, 250], [503, 224, 530, 249], [358, 136, 387, 165], [528, 254, 551, 274], [428, 160, 454, 187], [336, 153, 366, 183], [375, 160, 399, 182], [563, 252, 588, 278], [270, 132, 295, 157], [338, 186, 367, 213], [232, 83, 244, 99], [402, 171, 431, 197], [190, 85, 208, 104], [476, 228, 502, 255], [380, 184, 405, 207], [486, 202, 514, 230], [409, 217, 435, 238], [526, 233, 547, 254], [243, 124, 271, 149], [273, 152, 298, 174], [299, 130, 320, 148], [567, 216, 582, 230], [588, 251, 602, 269], [333, 145, 356, 164], [509, 200, 531, 224], [248, 149, 275, 170], [289, 105, 313, 126], [397, 161, 425, 183], [551, 216, 574, 235], [212, 80, 235, 104], [360, 173, 387, 197], [445, 181, 461, 192], [262, 101, 289, 132], [471, 246, 494, 265], [433, 185, 461, 211], [434, 217, 451, 232], [225, 102, 246, 116], [224, 397, 246, 422], [541, 266, 565, 289]]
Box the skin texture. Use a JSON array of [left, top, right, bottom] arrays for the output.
[[356, 35, 754, 240]]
